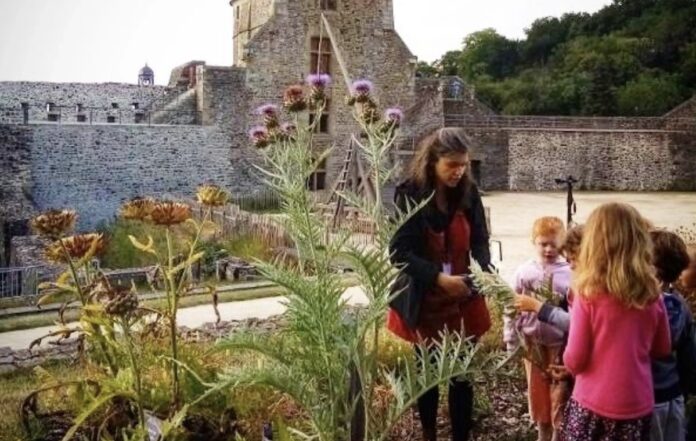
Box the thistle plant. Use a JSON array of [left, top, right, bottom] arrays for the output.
[[32, 209, 119, 374], [123, 188, 226, 411], [470, 261, 559, 371], [208, 77, 507, 441], [29, 211, 152, 440]]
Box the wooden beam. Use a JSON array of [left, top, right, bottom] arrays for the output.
[[321, 13, 352, 90]]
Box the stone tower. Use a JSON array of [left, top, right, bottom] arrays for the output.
[[138, 64, 155, 86], [226, 0, 418, 190]]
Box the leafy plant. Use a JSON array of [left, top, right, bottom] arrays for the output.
[[208, 75, 508, 441], [25, 187, 229, 440]]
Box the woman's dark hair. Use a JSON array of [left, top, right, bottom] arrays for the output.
[[408, 128, 475, 207]]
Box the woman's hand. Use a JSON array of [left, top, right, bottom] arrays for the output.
[[436, 273, 470, 298], [513, 294, 543, 313]]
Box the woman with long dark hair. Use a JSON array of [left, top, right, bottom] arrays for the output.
[[388, 127, 492, 441]]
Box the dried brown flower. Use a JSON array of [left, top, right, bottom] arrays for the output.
[[360, 101, 381, 125], [31, 209, 77, 239], [120, 197, 155, 221], [283, 85, 308, 113], [102, 286, 139, 317], [150, 201, 192, 226], [45, 233, 106, 264], [197, 185, 229, 207]]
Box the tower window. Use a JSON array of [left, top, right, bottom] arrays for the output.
[[107, 116, 116, 123], [307, 157, 327, 191], [318, 0, 336, 10], [310, 37, 331, 74], [309, 99, 330, 134]]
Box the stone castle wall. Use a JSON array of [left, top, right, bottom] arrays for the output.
[[0, 82, 173, 124], [0, 123, 240, 230], [232, 0, 275, 67], [506, 129, 696, 191], [0, 126, 34, 222]]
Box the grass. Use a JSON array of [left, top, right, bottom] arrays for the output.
[[222, 234, 277, 262], [0, 342, 289, 441], [97, 218, 194, 269], [0, 361, 85, 441]]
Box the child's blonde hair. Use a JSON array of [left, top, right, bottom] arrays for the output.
[[532, 216, 565, 241], [573, 203, 659, 308]]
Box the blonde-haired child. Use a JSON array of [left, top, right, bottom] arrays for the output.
[[505, 216, 572, 441], [561, 203, 671, 441]]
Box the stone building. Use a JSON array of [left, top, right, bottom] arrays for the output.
[[1, 0, 696, 259]]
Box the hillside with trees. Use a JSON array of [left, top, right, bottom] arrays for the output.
[[418, 0, 696, 116]]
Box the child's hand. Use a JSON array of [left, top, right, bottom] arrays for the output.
[[548, 364, 571, 381], [513, 294, 543, 313]]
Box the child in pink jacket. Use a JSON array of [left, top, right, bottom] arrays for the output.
[[561, 203, 671, 441]]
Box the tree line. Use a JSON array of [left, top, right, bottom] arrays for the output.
[[417, 0, 696, 116]]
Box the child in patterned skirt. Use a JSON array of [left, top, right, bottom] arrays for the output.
[[561, 203, 671, 441]]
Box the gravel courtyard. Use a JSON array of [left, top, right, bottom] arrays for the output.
[[483, 191, 696, 283]]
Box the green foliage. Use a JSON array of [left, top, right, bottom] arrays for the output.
[[98, 219, 190, 269], [617, 71, 685, 115], [426, 0, 696, 115], [415, 61, 438, 78], [459, 29, 520, 80], [222, 234, 276, 263], [209, 82, 508, 441]]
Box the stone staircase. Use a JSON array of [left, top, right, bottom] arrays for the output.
[[150, 88, 198, 125]]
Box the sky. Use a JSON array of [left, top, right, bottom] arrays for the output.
[[0, 0, 611, 85]]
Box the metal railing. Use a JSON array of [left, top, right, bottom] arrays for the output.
[[0, 104, 202, 126], [444, 114, 696, 131], [0, 265, 43, 298]]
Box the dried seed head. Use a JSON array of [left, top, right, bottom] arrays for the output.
[[150, 201, 192, 226], [103, 286, 139, 317], [31, 209, 77, 239], [197, 184, 230, 207], [45, 233, 106, 264], [283, 85, 307, 113], [120, 197, 155, 221]]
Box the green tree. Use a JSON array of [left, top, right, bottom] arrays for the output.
[[617, 71, 684, 115], [459, 29, 520, 80], [435, 50, 464, 76], [415, 61, 439, 78], [523, 17, 569, 65]]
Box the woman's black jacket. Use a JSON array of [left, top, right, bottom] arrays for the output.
[[388, 180, 492, 329]]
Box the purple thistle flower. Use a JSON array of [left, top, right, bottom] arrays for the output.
[[351, 79, 374, 95], [385, 107, 404, 125], [254, 104, 280, 118], [384, 107, 404, 123], [248, 125, 268, 140], [306, 73, 332, 89], [249, 125, 270, 149], [280, 122, 296, 134]]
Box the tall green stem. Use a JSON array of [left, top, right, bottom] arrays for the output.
[[165, 227, 180, 410], [122, 318, 145, 428], [59, 240, 86, 305], [60, 240, 118, 375]]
